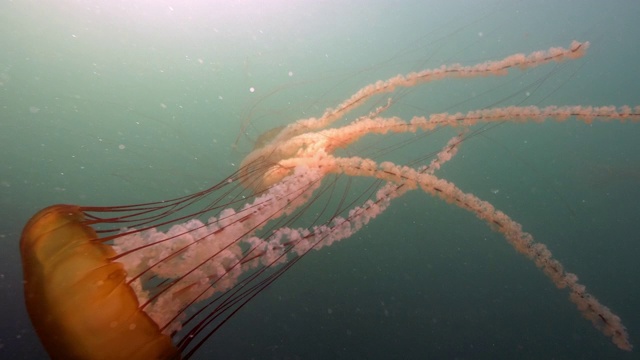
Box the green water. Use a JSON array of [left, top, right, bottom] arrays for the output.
[[1, 0, 639, 359]]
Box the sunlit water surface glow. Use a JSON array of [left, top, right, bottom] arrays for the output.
[[1, 0, 640, 359]]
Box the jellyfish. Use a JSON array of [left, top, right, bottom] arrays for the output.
[[21, 41, 638, 359]]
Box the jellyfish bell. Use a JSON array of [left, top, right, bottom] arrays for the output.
[[20, 42, 639, 359], [20, 205, 179, 359]]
